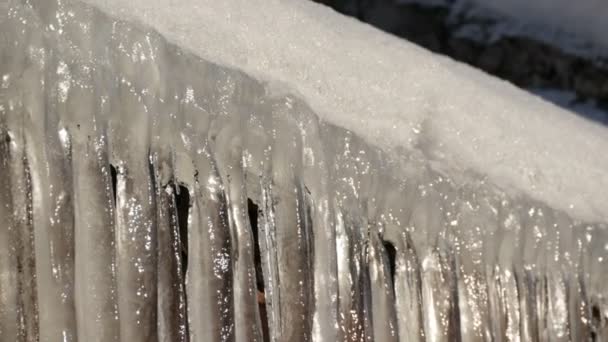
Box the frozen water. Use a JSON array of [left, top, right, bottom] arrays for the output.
[[0, 0, 607, 342]]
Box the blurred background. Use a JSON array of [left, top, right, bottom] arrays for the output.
[[313, 0, 608, 125]]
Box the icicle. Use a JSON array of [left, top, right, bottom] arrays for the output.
[[45, 9, 124, 338], [109, 20, 160, 342], [68, 75, 121, 342], [368, 229, 399, 342], [186, 156, 235, 342], [2, 87, 39, 341], [376, 165, 425, 342], [0, 113, 19, 341], [585, 224, 608, 340], [406, 174, 457, 342], [394, 232, 426, 342], [291, 103, 340, 342], [493, 198, 522, 342], [256, 97, 314, 342], [0, 7, 38, 340], [214, 116, 263, 342], [155, 184, 189, 342], [176, 71, 235, 342], [20, 24, 78, 340], [451, 186, 496, 342], [1, 1, 607, 341], [330, 136, 371, 340]]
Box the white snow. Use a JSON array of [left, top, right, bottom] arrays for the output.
[[82, 0, 608, 223]]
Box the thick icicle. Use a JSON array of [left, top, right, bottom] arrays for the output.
[[394, 232, 426, 342], [69, 83, 121, 342], [20, 28, 78, 341], [109, 20, 160, 342], [381, 175, 426, 342], [215, 117, 264, 342], [1, 7, 40, 340], [50, 10, 122, 338], [326, 130, 377, 342], [405, 174, 453, 342], [151, 44, 189, 342], [155, 183, 189, 342], [0, 114, 19, 341], [186, 154, 235, 342], [178, 61, 235, 342], [368, 230, 399, 342], [451, 186, 496, 342], [2, 91, 39, 342], [298, 113, 340, 342], [257, 98, 315, 342]]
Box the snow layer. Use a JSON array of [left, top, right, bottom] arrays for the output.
[[81, 0, 608, 223]]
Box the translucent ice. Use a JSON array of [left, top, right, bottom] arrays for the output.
[[0, 1, 607, 342]]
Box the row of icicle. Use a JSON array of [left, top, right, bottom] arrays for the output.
[[0, 0, 607, 341]]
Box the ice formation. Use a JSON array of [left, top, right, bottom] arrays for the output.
[[0, 0, 607, 342]]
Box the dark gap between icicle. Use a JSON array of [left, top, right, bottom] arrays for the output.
[[383, 240, 397, 289], [110, 164, 117, 205], [248, 198, 270, 342], [175, 184, 190, 276]]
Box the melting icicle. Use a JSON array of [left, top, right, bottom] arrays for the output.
[[0, 1, 607, 342]]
